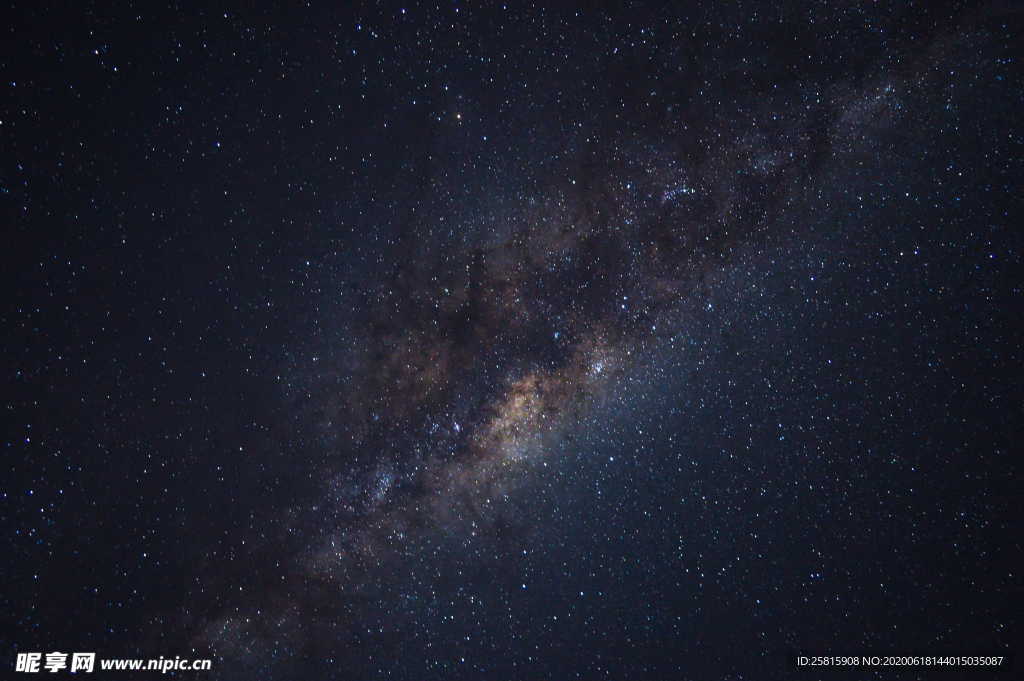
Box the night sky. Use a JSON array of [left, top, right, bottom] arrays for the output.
[[2, 2, 1022, 680]]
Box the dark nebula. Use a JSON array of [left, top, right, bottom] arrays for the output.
[[2, 2, 1021, 680]]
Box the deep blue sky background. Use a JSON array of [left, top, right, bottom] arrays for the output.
[[2, 2, 1021, 679]]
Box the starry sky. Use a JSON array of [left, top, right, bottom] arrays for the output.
[[2, 2, 1022, 680]]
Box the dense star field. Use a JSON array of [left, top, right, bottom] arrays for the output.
[[2, 2, 1021, 679]]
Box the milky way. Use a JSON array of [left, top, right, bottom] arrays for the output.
[[184, 17, 986, 667], [5, 3, 1019, 679]]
